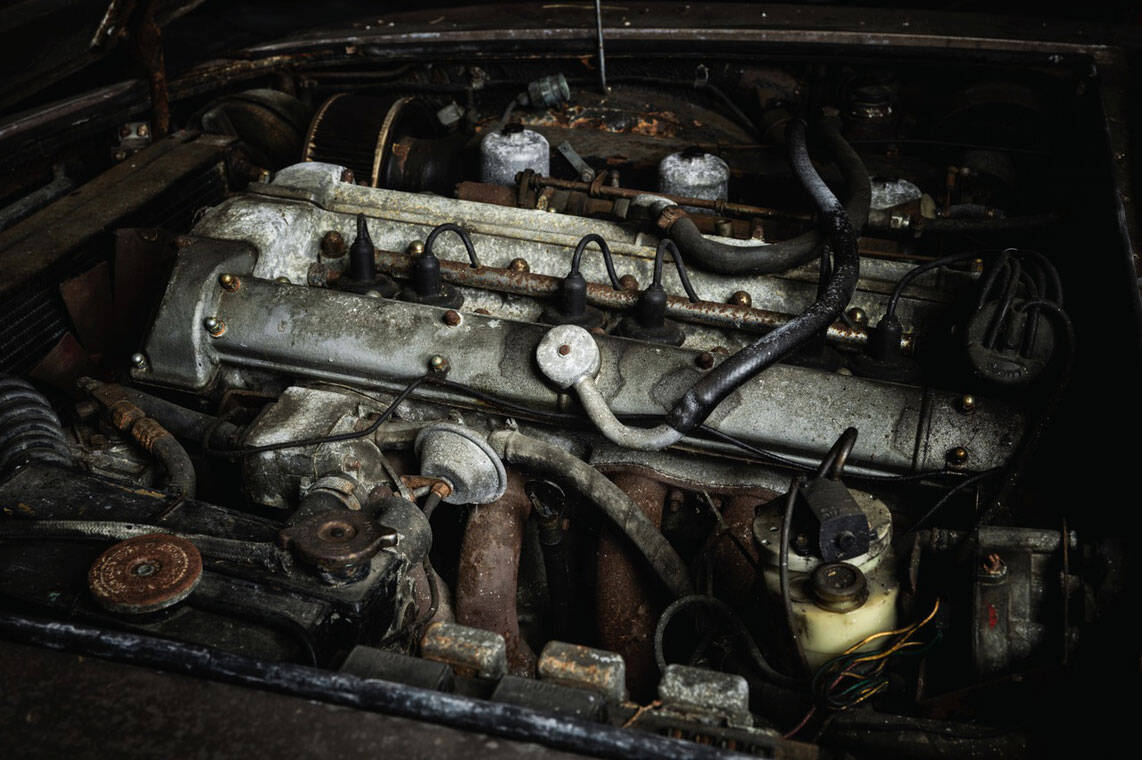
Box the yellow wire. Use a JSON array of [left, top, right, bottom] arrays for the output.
[[840, 599, 940, 659], [818, 599, 942, 702]]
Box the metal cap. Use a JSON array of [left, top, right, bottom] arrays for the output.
[[88, 534, 203, 614], [415, 423, 507, 504], [536, 324, 601, 389], [810, 561, 869, 612]]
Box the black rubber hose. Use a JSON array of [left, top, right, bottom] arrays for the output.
[[424, 222, 481, 267], [149, 432, 197, 499], [569, 233, 622, 288], [115, 387, 241, 449], [667, 114, 870, 275], [665, 119, 862, 434], [815, 427, 858, 480], [653, 594, 800, 688], [653, 239, 701, 303], [884, 250, 985, 320], [0, 377, 73, 478], [79, 379, 196, 498]]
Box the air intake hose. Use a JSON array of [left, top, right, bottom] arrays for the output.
[[665, 113, 870, 275], [0, 377, 72, 478], [665, 118, 862, 434]]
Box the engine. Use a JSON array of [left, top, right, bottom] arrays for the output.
[[0, 38, 1131, 758]]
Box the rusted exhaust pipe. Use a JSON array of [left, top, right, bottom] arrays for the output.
[[596, 472, 669, 701], [456, 471, 537, 676]]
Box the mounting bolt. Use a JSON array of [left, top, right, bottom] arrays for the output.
[[340, 168, 356, 184], [443, 310, 462, 327], [203, 317, 227, 337], [137, 123, 150, 138], [218, 273, 240, 291], [130, 353, 148, 370], [958, 394, 977, 414], [695, 351, 715, 370], [979, 552, 1008, 580], [508, 258, 530, 273], [946, 446, 969, 467], [321, 230, 347, 258], [619, 274, 639, 291], [557, 344, 572, 356], [407, 241, 425, 256], [728, 290, 752, 307], [847, 307, 868, 326], [428, 355, 450, 374]]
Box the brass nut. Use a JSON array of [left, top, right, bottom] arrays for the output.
[[203, 317, 227, 338]]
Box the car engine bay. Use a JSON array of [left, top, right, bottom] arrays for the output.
[[0, 5, 1138, 758]]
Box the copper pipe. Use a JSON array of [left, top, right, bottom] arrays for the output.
[[455, 181, 755, 238], [522, 173, 812, 222], [596, 472, 669, 702], [455, 471, 536, 676], [372, 248, 908, 352]]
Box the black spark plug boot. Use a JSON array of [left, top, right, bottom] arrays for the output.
[[338, 214, 400, 297]]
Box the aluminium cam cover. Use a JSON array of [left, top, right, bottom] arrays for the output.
[[134, 220, 1022, 477]]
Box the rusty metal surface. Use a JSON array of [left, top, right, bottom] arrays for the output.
[[596, 472, 668, 702], [524, 174, 809, 222], [58, 262, 113, 358], [27, 332, 96, 391], [658, 664, 752, 728], [87, 533, 203, 614], [708, 493, 770, 610], [456, 181, 755, 239], [278, 509, 399, 578], [374, 247, 896, 353], [420, 620, 508, 680], [456, 471, 536, 676], [0, 639, 581, 760], [537, 640, 627, 704]]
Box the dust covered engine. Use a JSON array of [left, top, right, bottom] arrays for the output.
[[0, 28, 1130, 759]]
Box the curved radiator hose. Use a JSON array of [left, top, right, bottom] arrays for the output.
[[0, 377, 73, 478], [487, 429, 693, 598], [665, 113, 870, 275], [665, 118, 862, 434], [78, 379, 196, 498]]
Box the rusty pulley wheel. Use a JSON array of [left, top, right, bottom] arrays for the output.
[[88, 533, 203, 614]]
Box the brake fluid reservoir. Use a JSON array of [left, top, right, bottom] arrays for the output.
[[657, 148, 729, 211], [480, 124, 550, 185], [755, 490, 899, 670]]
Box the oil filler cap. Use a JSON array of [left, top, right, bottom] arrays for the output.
[[810, 562, 869, 612], [88, 534, 203, 614]]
